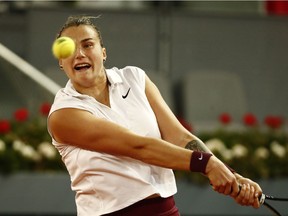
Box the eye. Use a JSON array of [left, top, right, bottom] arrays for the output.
[[83, 42, 94, 49]]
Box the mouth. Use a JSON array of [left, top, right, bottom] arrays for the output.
[[74, 63, 91, 72]]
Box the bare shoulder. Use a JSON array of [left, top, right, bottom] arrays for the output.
[[49, 108, 92, 128], [48, 108, 140, 154], [145, 74, 161, 101], [48, 108, 96, 144]]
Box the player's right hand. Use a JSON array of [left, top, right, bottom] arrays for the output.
[[233, 176, 262, 208], [206, 156, 239, 196]]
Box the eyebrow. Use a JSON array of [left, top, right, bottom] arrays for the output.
[[81, 38, 94, 43]]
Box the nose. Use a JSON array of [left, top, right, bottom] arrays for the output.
[[75, 46, 85, 58]]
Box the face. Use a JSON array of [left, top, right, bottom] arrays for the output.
[[59, 25, 107, 90]]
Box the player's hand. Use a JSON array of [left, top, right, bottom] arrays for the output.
[[234, 175, 262, 208], [206, 156, 239, 196]]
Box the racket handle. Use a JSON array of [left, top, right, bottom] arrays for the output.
[[239, 184, 266, 205], [259, 193, 266, 205]]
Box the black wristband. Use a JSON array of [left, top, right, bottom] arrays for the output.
[[189, 151, 212, 174]]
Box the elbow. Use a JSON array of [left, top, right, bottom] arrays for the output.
[[128, 137, 156, 163]]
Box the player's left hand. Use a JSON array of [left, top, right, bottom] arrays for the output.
[[232, 174, 262, 208]]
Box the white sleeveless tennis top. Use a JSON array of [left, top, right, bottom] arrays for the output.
[[48, 66, 177, 216]]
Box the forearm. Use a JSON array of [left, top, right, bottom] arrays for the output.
[[184, 138, 240, 175], [184, 137, 212, 154], [135, 136, 192, 171]]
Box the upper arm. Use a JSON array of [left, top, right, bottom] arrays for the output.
[[48, 108, 145, 157], [145, 75, 194, 147]]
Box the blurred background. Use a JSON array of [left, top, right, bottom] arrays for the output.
[[0, 1, 288, 215]]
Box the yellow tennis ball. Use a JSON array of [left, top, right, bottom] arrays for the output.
[[52, 36, 75, 59]]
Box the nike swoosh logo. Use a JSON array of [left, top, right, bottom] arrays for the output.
[[198, 153, 203, 160], [122, 87, 131, 99]]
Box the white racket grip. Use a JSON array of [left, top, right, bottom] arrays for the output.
[[259, 193, 265, 205]]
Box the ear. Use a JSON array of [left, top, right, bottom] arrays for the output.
[[59, 59, 63, 70], [102, 47, 107, 62]]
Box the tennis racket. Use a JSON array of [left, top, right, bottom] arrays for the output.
[[237, 184, 288, 216], [259, 193, 288, 216]]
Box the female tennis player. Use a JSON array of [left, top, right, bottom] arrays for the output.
[[48, 15, 262, 216]]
